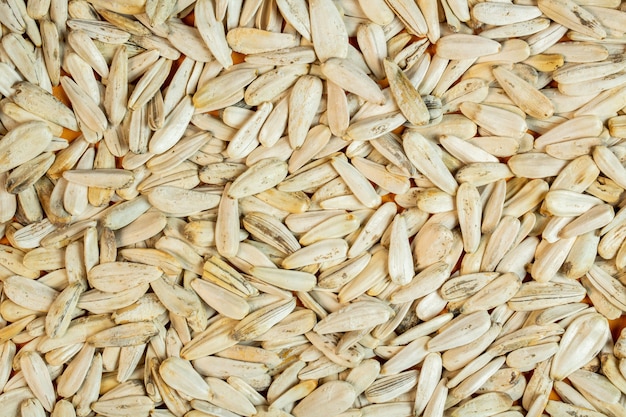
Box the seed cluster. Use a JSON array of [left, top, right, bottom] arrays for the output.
[[0, 0, 626, 416]]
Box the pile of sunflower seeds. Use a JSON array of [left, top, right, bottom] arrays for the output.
[[1, 0, 626, 415]]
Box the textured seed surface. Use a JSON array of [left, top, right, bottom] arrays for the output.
[[0, 0, 625, 416]]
